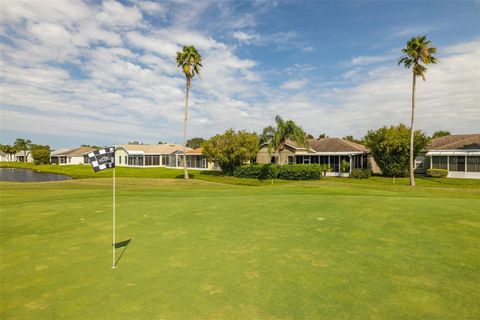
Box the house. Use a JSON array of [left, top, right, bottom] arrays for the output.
[[176, 147, 220, 170], [50, 147, 97, 165], [0, 151, 9, 162], [114, 144, 185, 167], [14, 150, 33, 163], [415, 134, 480, 179], [257, 138, 378, 176]]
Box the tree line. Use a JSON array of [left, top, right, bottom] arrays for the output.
[[0, 138, 50, 164]]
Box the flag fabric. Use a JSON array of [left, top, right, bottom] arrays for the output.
[[88, 147, 115, 172]]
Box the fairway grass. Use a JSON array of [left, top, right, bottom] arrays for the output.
[[1, 178, 479, 319]]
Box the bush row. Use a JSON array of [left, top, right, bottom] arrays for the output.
[[233, 164, 280, 179], [234, 164, 330, 180], [350, 168, 371, 179], [426, 168, 448, 178]]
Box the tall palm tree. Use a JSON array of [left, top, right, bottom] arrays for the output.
[[398, 35, 437, 187], [13, 138, 32, 162], [176, 45, 202, 179], [260, 115, 308, 165]]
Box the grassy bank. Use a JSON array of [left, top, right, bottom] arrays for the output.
[[1, 178, 479, 319]]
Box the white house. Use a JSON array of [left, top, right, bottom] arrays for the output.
[[415, 134, 480, 179], [115, 144, 219, 170], [14, 151, 33, 163], [50, 147, 97, 165]]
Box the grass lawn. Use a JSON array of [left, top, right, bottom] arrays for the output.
[[1, 174, 479, 319]]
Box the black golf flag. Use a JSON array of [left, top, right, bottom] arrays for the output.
[[88, 147, 115, 172]]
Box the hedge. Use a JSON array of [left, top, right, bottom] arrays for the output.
[[278, 164, 322, 180], [233, 164, 280, 179], [350, 168, 371, 179], [426, 168, 448, 178]]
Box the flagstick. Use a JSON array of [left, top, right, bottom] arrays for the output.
[[112, 167, 116, 269]]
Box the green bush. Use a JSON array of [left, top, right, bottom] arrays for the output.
[[278, 164, 322, 180], [350, 168, 371, 179], [426, 168, 448, 178], [233, 164, 279, 179]]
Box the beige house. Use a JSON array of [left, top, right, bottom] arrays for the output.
[[257, 138, 378, 176], [415, 134, 480, 179], [176, 147, 220, 170], [50, 147, 97, 165], [14, 150, 33, 163]]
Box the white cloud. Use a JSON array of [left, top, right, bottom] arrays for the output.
[[232, 31, 260, 42], [280, 79, 308, 90]]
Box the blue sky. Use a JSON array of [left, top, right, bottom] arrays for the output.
[[1, 0, 479, 149]]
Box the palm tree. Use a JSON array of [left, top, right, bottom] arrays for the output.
[[13, 138, 32, 162], [260, 115, 308, 165], [176, 45, 202, 179], [398, 35, 437, 187]]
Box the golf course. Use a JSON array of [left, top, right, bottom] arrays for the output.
[[1, 165, 479, 319]]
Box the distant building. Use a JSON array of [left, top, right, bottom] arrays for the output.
[[50, 147, 97, 165], [415, 134, 480, 179], [115, 144, 218, 170], [14, 151, 33, 163], [256, 138, 380, 176]]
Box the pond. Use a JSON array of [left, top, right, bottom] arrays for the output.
[[0, 168, 72, 182]]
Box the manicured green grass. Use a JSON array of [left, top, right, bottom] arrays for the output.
[[1, 177, 479, 319]]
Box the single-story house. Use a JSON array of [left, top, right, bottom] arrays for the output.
[[256, 138, 379, 176], [14, 150, 33, 163], [50, 147, 97, 165], [115, 144, 217, 170], [176, 147, 220, 170], [415, 134, 480, 179]]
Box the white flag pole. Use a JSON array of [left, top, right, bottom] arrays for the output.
[[112, 166, 116, 269]]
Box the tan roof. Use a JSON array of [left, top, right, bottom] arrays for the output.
[[283, 138, 368, 153], [186, 147, 203, 155], [427, 134, 480, 150], [63, 147, 97, 157], [119, 144, 187, 154]]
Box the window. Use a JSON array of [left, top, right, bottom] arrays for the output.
[[415, 156, 424, 169], [270, 156, 276, 164], [310, 156, 319, 164], [319, 156, 329, 165], [303, 156, 310, 165], [431, 156, 447, 170], [145, 156, 160, 166], [330, 156, 339, 172], [125, 156, 127, 164], [467, 156, 480, 172], [118, 156, 121, 164], [288, 156, 294, 164], [128, 156, 143, 166], [449, 156, 465, 172]]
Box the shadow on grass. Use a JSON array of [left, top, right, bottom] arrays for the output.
[[113, 239, 131, 267]]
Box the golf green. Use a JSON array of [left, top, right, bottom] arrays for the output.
[[1, 178, 479, 319]]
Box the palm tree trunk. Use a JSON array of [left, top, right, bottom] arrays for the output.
[[183, 79, 190, 179], [409, 72, 416, 187]]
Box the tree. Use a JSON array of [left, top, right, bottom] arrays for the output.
[[81, 144, 102, 149], [31, 144, 51, 165], [364, 124, 429, 178], [1, 145, 17, 161], [318, 133, 328, 139], [186, 137, 205, 149], [398, 35, 438, 186], [176, 45, 202, 179], [260, 115, 308, 165], [13, 138, 32, 162], [343, 135, 363, 144], [432, 130, 450, 139], [306, 133, 314, 139], [128, 141, 142, 145], [203, 129, 259, 175]]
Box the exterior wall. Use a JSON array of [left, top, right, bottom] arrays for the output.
[[115, 149, 129, 167], [448, 171, 480, 179], [15, 152, 33, 163], [66, 156, 86, 165], [368, 156, 382, 174], [256, 145, 296, 164], [414, 152, 429, 174]]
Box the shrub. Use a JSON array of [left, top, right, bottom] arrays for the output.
[[350, 168, 371, 179], [278, 164, 322, 180], [426, 168, 448, 178], [320, 164, 332, 177], [340, 159, 350, 173], [233, 164, 279, 179]]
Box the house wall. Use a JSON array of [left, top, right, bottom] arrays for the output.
[[256, 145, 296, 164], [115, 149, 129, 167], [66, 156, 86, 165]]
